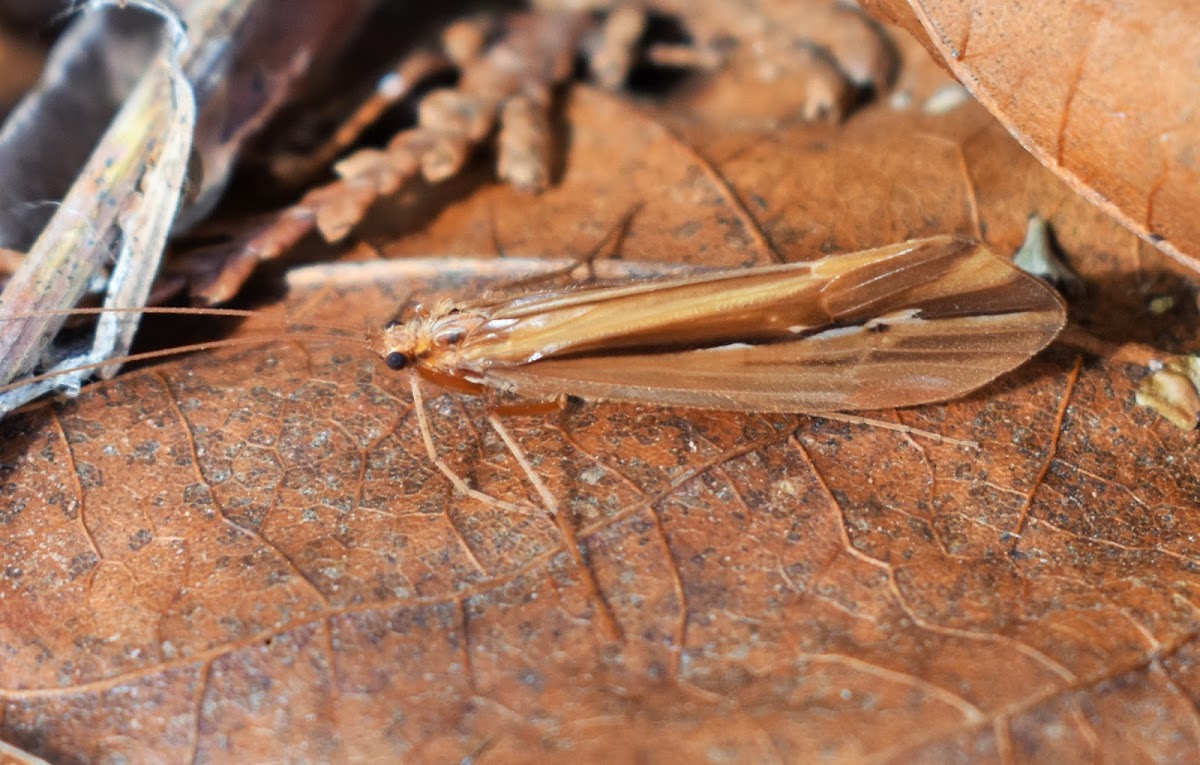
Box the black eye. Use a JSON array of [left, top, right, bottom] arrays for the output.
[[384, 352, 409, 370]]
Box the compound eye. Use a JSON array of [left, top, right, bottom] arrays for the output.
[[384, 351, 409, 370]]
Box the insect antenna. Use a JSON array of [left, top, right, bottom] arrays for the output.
[[0, 332, 372, 399], [382, 291, 419, 330], [0, 305, 369, 337], [0, 305, 373, 408], [0, 330, 364, 395]]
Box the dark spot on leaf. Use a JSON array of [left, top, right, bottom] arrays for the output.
[[130, 440, 161, 465], [128, 528, 153, 552], [184, 483, 216, 519], [0, 500, 26, 525], [76, 463, 103, 489], [519, 669, 544, 691], [68, 551, 99, 580]]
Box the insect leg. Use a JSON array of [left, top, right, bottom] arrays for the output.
[[811, 412, 978, 449], [488, 203, 642, 293], [408, 373, 540, 518], [486, 413, 623, 642], [488, 394, 572, 418]]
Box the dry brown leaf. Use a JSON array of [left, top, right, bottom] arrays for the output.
[[1, 255, 1197, 762], [863, 0, 1200, 273], [3, 4, 1200, 763]]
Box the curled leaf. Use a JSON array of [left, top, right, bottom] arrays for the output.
[[1136, 355, 1200, 430]]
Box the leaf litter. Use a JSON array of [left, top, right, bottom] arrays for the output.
[[1, 1, 1199, 763]]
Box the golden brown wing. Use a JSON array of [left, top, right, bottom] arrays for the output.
[[460, 236, 1066, 411], [482, 308, 1065, 412]]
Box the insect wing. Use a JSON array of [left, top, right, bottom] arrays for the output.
[[455, 260, 828, 365], [470, 237, 1066, 412]]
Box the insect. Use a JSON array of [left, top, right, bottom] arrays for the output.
[[0, 236, 1066, 644], [1, 235, 1065, 423], [0, 235, 1065, 416], [371, 235, 1067, 414]]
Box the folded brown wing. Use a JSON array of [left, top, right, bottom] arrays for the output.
[[467, 237, 1066, 411], [484, 306, 1065, 412]]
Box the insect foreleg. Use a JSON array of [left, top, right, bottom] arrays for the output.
[[486, 413, 623, 642], [408, 373, 537, 518]]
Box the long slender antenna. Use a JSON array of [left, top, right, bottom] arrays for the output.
[[0, 331, 370, 399], [0, 306, 367, 337]]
